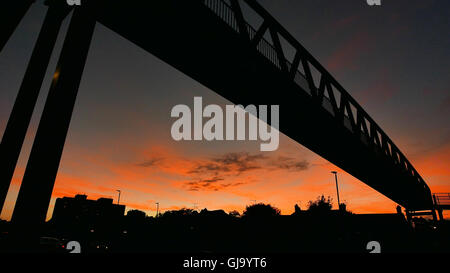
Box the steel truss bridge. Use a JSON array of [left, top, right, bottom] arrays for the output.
[[0, 0, 441, 228]]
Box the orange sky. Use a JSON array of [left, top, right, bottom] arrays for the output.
[[1, 122, 448, 221]]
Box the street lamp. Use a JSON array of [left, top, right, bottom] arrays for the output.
[[331, 171, 340, 208], [116, 190, 121, 205]]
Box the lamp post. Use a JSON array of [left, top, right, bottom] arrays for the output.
[[116, 190, 121, 205], [331, 171, 340, 208]]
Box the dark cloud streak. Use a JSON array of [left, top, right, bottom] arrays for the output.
[[183, 152, 309, 191], [136, 158, 163, 167]]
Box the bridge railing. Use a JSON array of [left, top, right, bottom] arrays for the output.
[[433, 193, 450, 206], [202, 0, 429, 193]]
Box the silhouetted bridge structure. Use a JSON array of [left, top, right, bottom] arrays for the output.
[[433, 194, 450, 220], [0, 0, 440, 227]]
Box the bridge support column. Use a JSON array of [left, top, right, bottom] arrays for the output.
[[437, 208, 444, 222], [0, 3, 70, 216], [0, 0, 35, 52], [405, 210, 412, 223], [432, 194, 444, 222], [431, 209, 438, 222], [11, 6, 96, 231]]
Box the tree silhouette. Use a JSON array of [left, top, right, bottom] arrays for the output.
[[242, 203, 281, 218], [292, 204, 302, 216], [228, 210, 241, 218], [160, 208, 197, 218], [126, 209, 146, 219], [307, 195, 333, 213]]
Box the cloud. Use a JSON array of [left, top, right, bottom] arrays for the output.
[[136, 157, 163, 167], [188, 162, 230, 174], [271, 156, 309, 171], [213, 152, 267, 173], [182, 152, 310, 192], [189, 152, 267, 175], [184, 152, 264, 191], [185, 179, 245, 192]]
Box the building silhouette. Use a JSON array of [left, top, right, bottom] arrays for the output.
[[52, 194, 125, 224]]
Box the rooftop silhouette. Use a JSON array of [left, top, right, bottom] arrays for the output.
[[1, 194, 449, 253]]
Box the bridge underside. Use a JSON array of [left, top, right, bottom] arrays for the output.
[[2, 0, 434, 227], [92, 0, 432, 210]]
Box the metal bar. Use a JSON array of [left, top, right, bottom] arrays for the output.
[[269, 27, 288, 72], [251, 20, 268, 47], [230, 0, 249, 40], [325, 82, 339, 116], [289, 50, 301, 80], [344, 100, 357, 130], [316, 75, 326, 105], [301, 58, 316, 96]]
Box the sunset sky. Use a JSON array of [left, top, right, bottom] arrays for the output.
[[0, 0, 449, 221]]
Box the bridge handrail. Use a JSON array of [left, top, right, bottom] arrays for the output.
[[433, 193, 450, 206], [201, 0, 428, 190]]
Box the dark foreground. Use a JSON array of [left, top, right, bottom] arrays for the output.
[[0, 211, 449, 253]]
